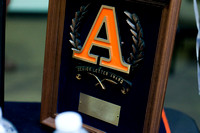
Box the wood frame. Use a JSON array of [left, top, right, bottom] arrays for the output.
[[40, 0, 182, 132]]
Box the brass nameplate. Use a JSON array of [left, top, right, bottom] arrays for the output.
[[78, 93, 121, 126]]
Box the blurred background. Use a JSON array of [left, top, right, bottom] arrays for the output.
[[4, 0, 200, 129]]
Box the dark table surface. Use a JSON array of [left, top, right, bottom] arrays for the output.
[[3, 102, 199, 133], [4, 102, 54, 133]]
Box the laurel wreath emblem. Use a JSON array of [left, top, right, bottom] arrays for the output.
[[69, 5, 89, 51], [124, 11, 145, 71], [69, 5, 145, 70], [69, 5, 145, 94]]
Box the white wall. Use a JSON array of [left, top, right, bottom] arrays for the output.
[[7, 0, 49, 13]]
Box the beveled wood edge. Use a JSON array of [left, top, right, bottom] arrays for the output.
[[40, 1, 107, 132], [143, 0, 182, 133], [41, 117, 55, 129], [40, 0, 182, 132], [42, 117, 105, 133], [40, 0, 66, 122], [82, 124, 105, 133]]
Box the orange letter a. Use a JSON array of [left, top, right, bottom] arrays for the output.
[[72, 5, 130, 74]]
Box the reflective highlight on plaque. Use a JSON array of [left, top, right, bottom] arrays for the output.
[[78, 93, 121, 126]]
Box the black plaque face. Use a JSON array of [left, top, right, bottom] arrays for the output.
[[57, 0, 162, 132]]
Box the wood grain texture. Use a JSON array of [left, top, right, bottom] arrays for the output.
[[40, 0, 182, 132], [40, 0, 66, 122], [143, 0, 182, 132], [40, 1, 106, 132], [83, 124, 106, 133], [41, 117, 105, 133]]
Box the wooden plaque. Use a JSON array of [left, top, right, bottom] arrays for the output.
[[40, 0, 181, 132]]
